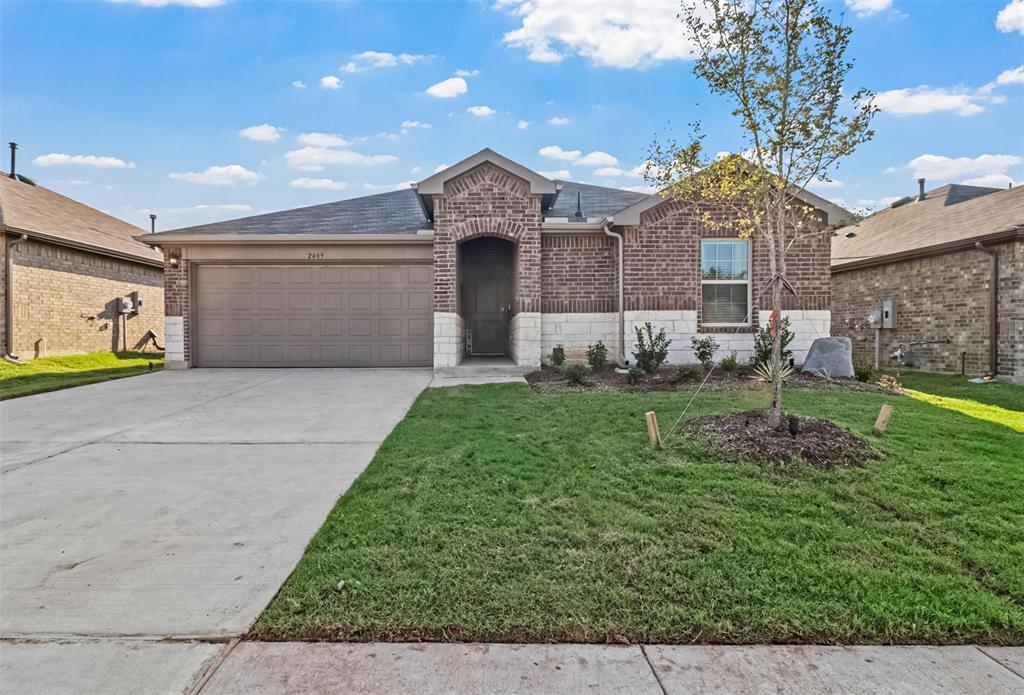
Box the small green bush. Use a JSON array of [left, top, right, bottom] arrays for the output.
[[690, 336, 720, 371], [550, 344, 566, 368], [720, 351, 738, 374], [627, 364, 645, 385], [674, 364, 701, 382], [586, 341, 608, 370], [563, 363, 587, 385], [753, 317, 795, 368], [633, 323, 671, 374], [853, 360, 875, 383]]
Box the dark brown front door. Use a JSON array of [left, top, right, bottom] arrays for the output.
[[463, 263, 512, 354]]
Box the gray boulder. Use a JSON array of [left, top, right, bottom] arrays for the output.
[[802, 337, 854, 378]]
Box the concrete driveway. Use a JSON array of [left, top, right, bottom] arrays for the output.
[[0, 368, 431, 694]]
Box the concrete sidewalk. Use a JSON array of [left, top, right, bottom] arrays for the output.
[[193, 642, 1024, 695]]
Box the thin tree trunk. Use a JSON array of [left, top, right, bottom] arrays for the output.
[[767, 203, 784, 430]]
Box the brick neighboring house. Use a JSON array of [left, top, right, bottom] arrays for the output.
[[1, 171, 165, 359], [831, 181, 1024, 382], [145, 148, 845, 372]]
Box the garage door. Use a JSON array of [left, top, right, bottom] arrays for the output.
[[195, 265, 433, 367]]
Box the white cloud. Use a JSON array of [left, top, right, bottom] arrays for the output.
[[498, 0, 701, 69], [517, 119, 530, 129], [844, 0, 892, 17], [620, 184, 657, 194], [425, 77, 467, 98], [539, 145, 581, 161], [856, 196, 902, 211], [467, 105, 496, 117], [576, 151, 618, 167], [320, 75, 342, 90], [33, 153, 135, 169], [296, 132, 350, 147], [106, 0, 225, 6], [361, 181, 416, 192], [400, 120, 431, 130], [997, 0, 1024, 34], [289, 177, 349, 191], [874, 86, 993, 117], [410, 165, 422, 174], [594, 166, 623, 177], [962, 173, 1017, 188], [291, 80, 307, 89], [547, 116, 570, 125], [594, 162, 649, 179], [903, 153, 1023, 181], [342, 51, 429, 73], [454, 68, 480, 77], [161, 203, 253, 215], [53, 179, 91, 186], [284, 147, 398, 171], [169, 164, 264, 186], [997, 65, 1024, 85], [538, 169, 571, 179], [433, 163, 450, 174], [239, 124, 283, 142], [808, 178, 844, 189]]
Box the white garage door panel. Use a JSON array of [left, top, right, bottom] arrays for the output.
[[195, 265, 433, 367]]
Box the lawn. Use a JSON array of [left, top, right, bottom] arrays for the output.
[[0, 351, 163, 400], [255, 373, 1024, 645]]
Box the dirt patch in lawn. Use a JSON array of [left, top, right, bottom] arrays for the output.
[[526, 365, 882, 395], [683, 410, 881, 469]]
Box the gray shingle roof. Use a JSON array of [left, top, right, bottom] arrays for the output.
[[547, 181, 649, 219], [831, 184, 1023, 269], [158, 187, 430, 236]]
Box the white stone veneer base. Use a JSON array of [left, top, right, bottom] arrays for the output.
[[433, 312, 464, 370], [510, 312, 541, 368], [762, 309, 831, 365], [164, 316, 187, 368]]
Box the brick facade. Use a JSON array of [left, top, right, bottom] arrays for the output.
[[541, 233, 617, 313], [162, 247, 190, 367], [3, 237, 164, 358], [831, 240, 1024, 381]]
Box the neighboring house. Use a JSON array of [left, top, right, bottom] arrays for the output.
[[0, 168, 165, 359], [146, 148, 843, 372], [831, 180, 1023, 382]]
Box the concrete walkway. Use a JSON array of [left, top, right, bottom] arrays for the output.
[[195, 642, 1024, 694], [0, 369, 432, 694]]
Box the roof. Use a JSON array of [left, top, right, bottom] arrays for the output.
[[831, 184, 1024, 271], [158, 188, 430, 236], [547, 181, 649, 219], [415, 148, 557, 196], [0, 174, 161, 265]]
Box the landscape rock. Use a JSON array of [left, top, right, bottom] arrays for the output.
[[802, 337, 854, 378]]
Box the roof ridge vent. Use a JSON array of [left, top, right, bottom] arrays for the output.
[[889, 196, 913, 209]]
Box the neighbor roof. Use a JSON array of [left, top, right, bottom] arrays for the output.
[[0, 174, 161, 265], [547, 181, 649, 219], [831, 184, 1024, 271]]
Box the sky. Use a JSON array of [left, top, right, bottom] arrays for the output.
[[2, 0, 1022, 231]]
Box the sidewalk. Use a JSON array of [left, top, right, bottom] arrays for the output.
[[191, 642, 1023, 694]]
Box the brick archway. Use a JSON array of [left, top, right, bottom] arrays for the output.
[[450, 218, 528, 245]]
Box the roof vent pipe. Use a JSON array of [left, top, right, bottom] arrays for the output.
[[574, 191, 584, 219], [150, 214, 157, 234], [8, 142, 16, 179], [917, 178, 926, 201]]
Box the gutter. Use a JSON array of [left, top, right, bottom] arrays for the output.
[[5, 225, 163, 268], [136, 232, 435, 246], [601, 218, 627, 367], [831, 226, 1023, 274], [5, 232, 29, 359], [975, 241, 1000, 377]]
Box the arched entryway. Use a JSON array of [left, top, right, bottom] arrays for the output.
[[458, 236, 515, 356]]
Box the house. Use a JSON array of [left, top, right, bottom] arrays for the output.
[[1, 158, 165, 359], [145, 148, 840, 372], [831, 180, 1023, 382]]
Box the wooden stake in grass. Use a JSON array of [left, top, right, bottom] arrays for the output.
[[874, 403, 893, 435], [645, 411, 663, 449]]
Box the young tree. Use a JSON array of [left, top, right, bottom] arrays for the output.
[[649, 0, 876, 429]]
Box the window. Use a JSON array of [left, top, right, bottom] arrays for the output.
[[700, 239, 750, 325]]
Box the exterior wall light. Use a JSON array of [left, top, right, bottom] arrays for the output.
[[168, 251, 180, 269]]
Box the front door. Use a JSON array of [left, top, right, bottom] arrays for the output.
[[463, 263, 512, 355]]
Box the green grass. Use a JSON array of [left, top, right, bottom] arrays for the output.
[[0, 351, 164, 400], [255, 376, 1024, 645]]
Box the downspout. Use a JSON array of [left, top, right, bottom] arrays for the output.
[[5, 232, 29, 359], [601, 219, 627, 367], [975, 241, 999, 377]]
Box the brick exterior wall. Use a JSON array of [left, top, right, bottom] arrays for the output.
[[162, 247, 190, 366], [541, 233, 616, 313], [831, 240, 1024, 381], [3, 237, 164, 358]]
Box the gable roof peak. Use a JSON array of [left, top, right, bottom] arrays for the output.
[[414, 147, 558, 196]]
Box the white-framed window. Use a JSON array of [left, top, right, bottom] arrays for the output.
[[700, 238, 751, 326]]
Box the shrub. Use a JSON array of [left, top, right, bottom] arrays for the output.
[[550, 344, 566, 368], [563, 363, 587, 385], [627, 365, 645, 385], [632, 323, 671, 374], [853, 360, 875, 383], [690, 336, 720, 371], [674, 364, 701, 382], [753, 316, 794, 368], [719, 351, 738, 375], [753, 360, 794, 383], [586, 341, 608, 370]]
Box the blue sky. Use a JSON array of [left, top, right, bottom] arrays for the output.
[[2, 0, 1022, 230]]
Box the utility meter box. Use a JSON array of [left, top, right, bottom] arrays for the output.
[[118, 291, 142, 315], [881, 300, 896, 329], [867, 309, 881, 326]]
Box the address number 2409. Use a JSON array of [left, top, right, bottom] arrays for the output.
[[307, 251, 325, 260]]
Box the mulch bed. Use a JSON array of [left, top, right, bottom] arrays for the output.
[[682, 410, 881, 469]]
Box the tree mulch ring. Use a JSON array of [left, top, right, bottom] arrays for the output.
[[682, 410, 881, 469]]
